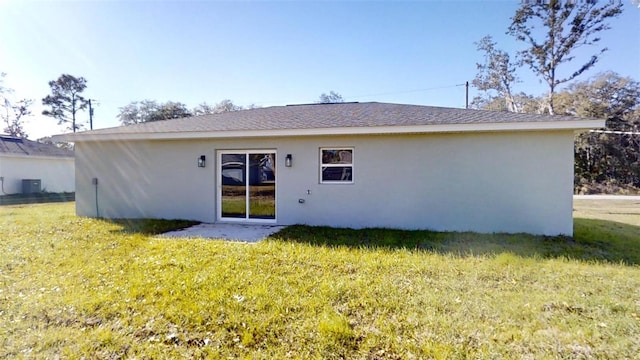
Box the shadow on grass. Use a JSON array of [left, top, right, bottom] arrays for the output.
[[102, 218, 199, 235], [272, 218, 640, 266]]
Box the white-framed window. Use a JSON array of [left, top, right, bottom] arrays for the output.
[[320, 147, 354, 184]]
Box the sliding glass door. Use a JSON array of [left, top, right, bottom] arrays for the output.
[[219, 151, 276, 221]]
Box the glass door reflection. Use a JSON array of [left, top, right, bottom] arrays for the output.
[[221, 153, 247, 218], [248, 153, 275, 219], [220, 151, 275, 221]]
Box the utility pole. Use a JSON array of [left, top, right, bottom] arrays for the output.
[[465, 81, 469, 109], [88, 99, 94, 130], [457, 82, 470, 109]]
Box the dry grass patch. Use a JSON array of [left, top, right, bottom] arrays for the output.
[[1, 202, 639, 359], [574, 198, 640, 227]]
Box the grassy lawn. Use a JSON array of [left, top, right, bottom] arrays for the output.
[[1, 202, 639, 359]]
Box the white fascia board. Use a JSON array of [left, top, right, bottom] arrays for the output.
[[54, 118, 605, 142]]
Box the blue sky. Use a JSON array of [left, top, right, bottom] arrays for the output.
[[1, 0, 638, 139]]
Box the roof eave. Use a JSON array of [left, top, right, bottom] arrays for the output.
[[0, 153, 74, 160], [51, 119, 605, 142]]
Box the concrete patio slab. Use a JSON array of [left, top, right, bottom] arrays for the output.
[[159, 223, 286, 243]]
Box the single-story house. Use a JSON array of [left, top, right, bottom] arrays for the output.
[[0, 135, 75, 194], [52, 102, 604, 236]]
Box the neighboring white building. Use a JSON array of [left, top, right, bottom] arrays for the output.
[[0, 135, 75, 194], [52, 102, 604, 236]]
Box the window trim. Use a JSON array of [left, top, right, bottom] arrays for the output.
[[319, 147, 354, 184]]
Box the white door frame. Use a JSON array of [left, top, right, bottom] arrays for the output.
[[217, 149, 277, 223]]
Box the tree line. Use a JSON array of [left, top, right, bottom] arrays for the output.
[[1, 70, 345, 137], [116, 99, 259, 125], [116, 91, 344, 125], [0, 73, 266, 136]]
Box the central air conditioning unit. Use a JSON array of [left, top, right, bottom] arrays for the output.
[[22, 179, 42, 194]]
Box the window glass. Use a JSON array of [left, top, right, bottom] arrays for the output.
[[320, 148, 353, 183], [322, 149, 352, 165]]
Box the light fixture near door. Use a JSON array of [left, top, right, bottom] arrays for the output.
[[285, 154, 292, 167], [198, 155, 206, 168]]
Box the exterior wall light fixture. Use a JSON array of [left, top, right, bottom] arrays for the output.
[[285, 154, 292, 167], [198, 155, 206, 168]]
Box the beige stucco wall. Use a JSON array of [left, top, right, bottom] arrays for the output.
[[0, 155, 75, 194], [75, 130, 575, 235]]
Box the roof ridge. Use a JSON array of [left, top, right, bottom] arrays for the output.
[[285, 102, 361, 107]]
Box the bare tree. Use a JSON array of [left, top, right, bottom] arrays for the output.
[[212, 99, 243, 113], [194, 100, 245, 115], [2, 99, 32, 138], [317, 91, 345, 104], [507, 0, 623, 114], [117, 100, 156, 125], [117, 100, 191, 125], [1, 73, 32, 138], [148, 101, 191, 121], [473, 35, 520, 112], [471, 92, 544, 114], [193, 102, 216, 116]]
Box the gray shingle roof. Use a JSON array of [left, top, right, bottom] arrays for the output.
[[58, 102, 600, 140], [0, 135, 74, 158]]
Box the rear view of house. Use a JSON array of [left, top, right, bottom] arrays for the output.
[[0, 135, 74, 195], [53, 102, 604, 236]]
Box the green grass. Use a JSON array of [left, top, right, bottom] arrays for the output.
[[276, 219, 640, 265], [1, 202, 639, 359], [221, 184, 276, 218], [221, 197, 276, 218]]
